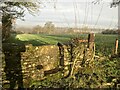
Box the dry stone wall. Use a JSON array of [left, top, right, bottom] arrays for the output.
[[21, 45, 59, 81], [20, 41, 94, 85], [2, 34, 95, 88]]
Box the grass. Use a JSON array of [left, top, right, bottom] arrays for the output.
[[8, 33, 89, 45], [8, 33, 119, 55], [95, 34, 119, 55], [3, 33, 120, 88]]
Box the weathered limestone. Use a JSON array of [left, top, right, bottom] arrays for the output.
[[2, 34, 95, 88]]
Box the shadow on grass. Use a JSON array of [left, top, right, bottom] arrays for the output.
[[7, 34, 50, 46], [23, 39, 50, 46], [2, 37, 25, 89], [2, 34, 51, 89]]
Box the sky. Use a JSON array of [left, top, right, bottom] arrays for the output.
[[16, 0, 118, 29]]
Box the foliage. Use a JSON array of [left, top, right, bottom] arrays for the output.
[[43, 21, 55, 34], [93, 0, 120, 7], [11, 30, 24, 34], [66, 28, 74, 34], [102, 30, 118, 34], [32, 25, 43, 34], [0, 1, 40, 41], [31, 22, 56, 34], [0, 1, 40, 19], [111, 0, 120, 7]]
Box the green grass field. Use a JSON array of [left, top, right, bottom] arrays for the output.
[[8, 33, 119, 55]]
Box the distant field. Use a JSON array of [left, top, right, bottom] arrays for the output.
[[9, 34, 119, 55], [9, 34, 88, 45]]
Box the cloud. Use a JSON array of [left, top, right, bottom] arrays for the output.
[[16, 1, 118, 29]]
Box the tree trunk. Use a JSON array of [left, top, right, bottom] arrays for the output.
[[2, 13, 12, 42]]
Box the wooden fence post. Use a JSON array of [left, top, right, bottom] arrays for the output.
[[88, 33, 95, 49], [115, 39, 118, 55], [57, 42, 64, 67]]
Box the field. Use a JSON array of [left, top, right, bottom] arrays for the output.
[[8, 33, 119, 55], [3, 33, 120, 88]]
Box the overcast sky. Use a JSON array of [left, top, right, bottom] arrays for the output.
[[16, 0, 118, 29]]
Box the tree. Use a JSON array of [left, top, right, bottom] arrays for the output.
[[32, 25, 43, 34], [110, 0, 120, 7], [66, 28, 74, 34], [93, 0, 120, 7], [102, 29, 118, 34], [44, 21, 55, 34], [0, 1, 41, 42]]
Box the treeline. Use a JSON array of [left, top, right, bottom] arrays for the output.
[[28, 25, 91, 34], [30, 21, 55, 34], [5, 21, 119, 35], [10, 30, 24, 34], [8, 22, 93, 34], [102, 29, 119, 34]]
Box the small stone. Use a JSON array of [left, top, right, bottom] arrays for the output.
[[51, 46, 54, 48], [64, 61, 69, 65], [35, 55, 39, 58], [64, 66, 68, 70], [32, 71, 34, 73], [32, 64, 35, 67], [24, 62, 27, 65], [35, 47, 39, 50], [28, 65, 32, 67], [47, 56, 50, 59]]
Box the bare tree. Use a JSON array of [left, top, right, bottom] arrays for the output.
[[44, 21, 55, 34], [92, 0, 120, 7], [32, 25, 43, 34]]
